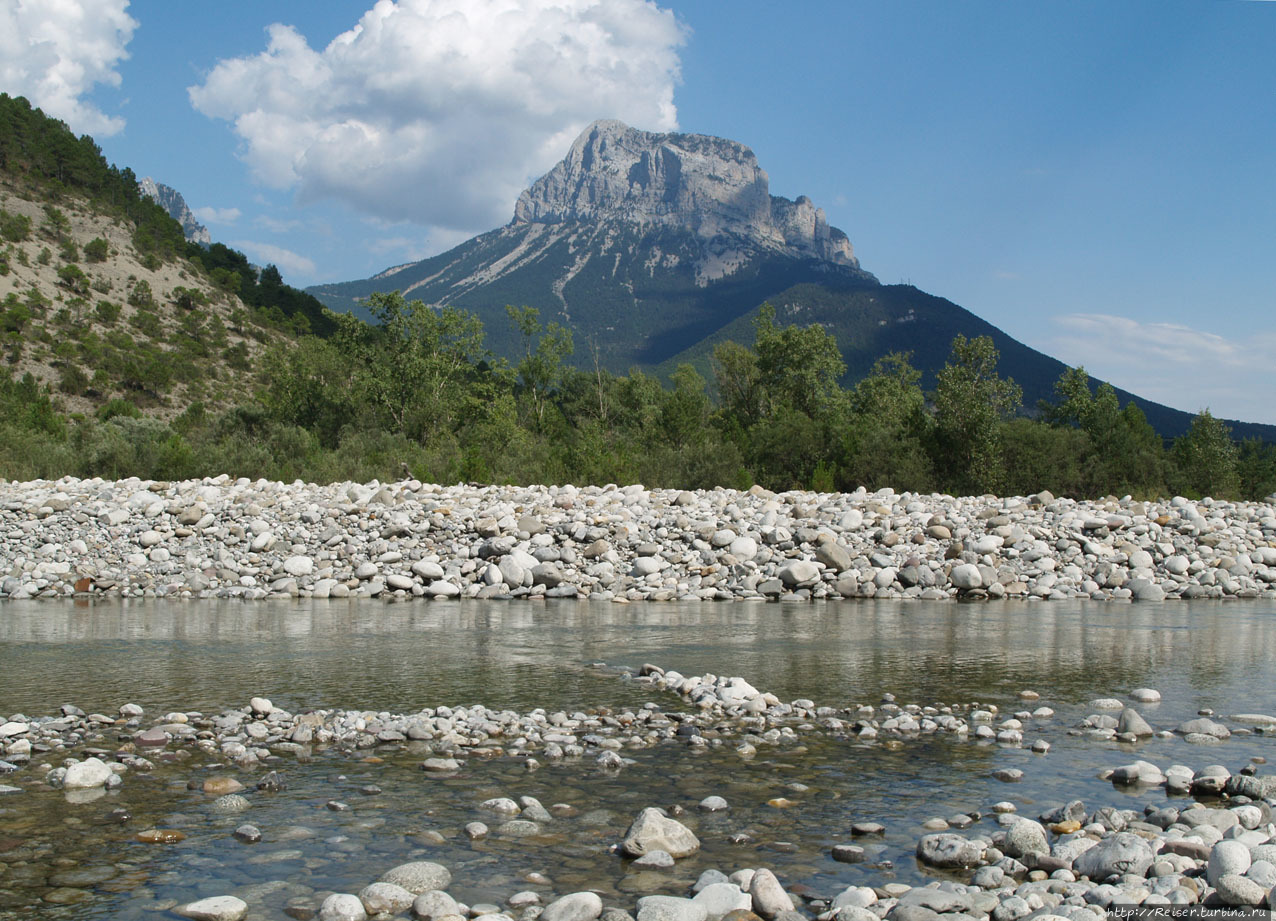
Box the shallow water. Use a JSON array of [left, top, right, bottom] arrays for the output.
[[1, 598, 1275, 919]]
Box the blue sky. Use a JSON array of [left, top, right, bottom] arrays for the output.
[[3, 0, 1274, 424]]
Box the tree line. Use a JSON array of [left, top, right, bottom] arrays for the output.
[[2, 290, 1271, 500]]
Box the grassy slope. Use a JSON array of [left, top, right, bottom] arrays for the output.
[[0, 180, 283, 418]]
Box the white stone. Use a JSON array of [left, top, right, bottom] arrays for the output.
[[63, 756, 113, 789], [176, 895, 249, 921], [283, 555, 314, 577]]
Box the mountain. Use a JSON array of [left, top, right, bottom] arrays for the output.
[[139, 177, 211, 246], [310, 119, 878, 366], [311, 119, 1276, 442]]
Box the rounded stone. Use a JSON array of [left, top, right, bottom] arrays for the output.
[[360, 882, 415, 916], [916, 833, 985, 868], [1073, 832, 1154, 881], [1002, 819, 1049, 858], [637, 895, 708, 921], [1208, 840, 1252, 886], [949, 563, 982, 590], [412, 890, 462, 920], [747, 868, 794, 919], [1215, 874, 1267, 907], [63, 756, 113, 790], [177, 896, 250, 921], [380, 860, 452, 894], [541, 892, 604, 921], [283, 555, 314, 577], [319, 893, 367, 921]]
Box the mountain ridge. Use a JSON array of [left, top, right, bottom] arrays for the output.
[[310, 119, 1276, 443], [138, 176, 210, 246]]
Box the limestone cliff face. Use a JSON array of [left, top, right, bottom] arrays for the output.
[[513, 120, 858, 271], [138, 177, 211, 246]]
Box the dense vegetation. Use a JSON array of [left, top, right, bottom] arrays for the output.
[[1, 290, 1272, 500]]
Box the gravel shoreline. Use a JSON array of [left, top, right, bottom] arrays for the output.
[[2, 477, 1275, 603]]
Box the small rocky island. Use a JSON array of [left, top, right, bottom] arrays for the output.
[[1, 477, 1274, 602]]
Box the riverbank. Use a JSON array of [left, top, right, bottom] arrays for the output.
[[2, 476, 1275, 603]]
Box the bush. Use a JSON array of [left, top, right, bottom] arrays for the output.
[[96, 398, 141, 421], [170, 286, 207, 310], [84, 237, 109, 262], [56, 263, 89, 295], [128, 309, 163, 340], [94, 300, 121, 325], [41, 205, 70, 241], [59, 364, 89, 395], [0, 209, 31, 242], [127, 279, 154, 307], [59, 239, 78, 263]]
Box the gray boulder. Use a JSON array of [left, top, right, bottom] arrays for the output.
[[378, 860, 451, 894], [1215, 874, 1267, 907], [542, 892, 604, 921], [1116, 708, 1154, 737], [636, 896, 707, 921], [1072, 833, 1154, 880], [620, 807, 700, 858], [1002, 819, 1049, 858], [1208, 840, 1252, 886], [748, 868, 794, 919], [916, 833, 985, 868]]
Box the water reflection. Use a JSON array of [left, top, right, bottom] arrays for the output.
[[3, 599, 1276, 718]]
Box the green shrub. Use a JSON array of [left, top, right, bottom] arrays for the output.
[[83, 237, 109, 262], [56, 263, 89, 295], [59, 364, 89, 395], [96, 398, 141, 421], [94, 300, 121, 325], [41, 205, 70, 241], [170, 286, 207, 310], [127, 279, 154, 307], [0, 209, 32, 243], [128, 309, 163, 340]]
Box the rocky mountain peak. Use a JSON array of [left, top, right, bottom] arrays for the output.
[[138, 177, 210, 246], [513, 120, 858, 268]]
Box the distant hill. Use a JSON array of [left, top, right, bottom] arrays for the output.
[[311, 119, 1275, 442]]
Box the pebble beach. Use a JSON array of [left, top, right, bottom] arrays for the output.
[[3, 476, 1276, 603]]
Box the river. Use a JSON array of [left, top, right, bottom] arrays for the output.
[[1, 598, 1274, 919]]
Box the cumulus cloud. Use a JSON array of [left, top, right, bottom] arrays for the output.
[[0, 0, 136, 136], [230, 240, 316, 279], [193, 206, 241, 225], [188, 0, 685, 232], [1047, 313, 1276, 425]]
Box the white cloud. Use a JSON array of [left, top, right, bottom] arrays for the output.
[[230, 240, 316, 279], [0, 0, 136, 136], [193, 206, 241, 224], [188, 0, 685, 233], [1046, 313, 1276, 425]]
